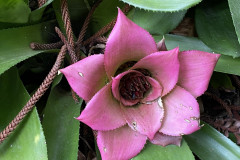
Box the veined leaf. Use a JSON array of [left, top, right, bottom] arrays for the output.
[[0, 67, 47, 160]]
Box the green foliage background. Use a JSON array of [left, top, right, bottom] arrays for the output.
[[0, 0, 240, 159]]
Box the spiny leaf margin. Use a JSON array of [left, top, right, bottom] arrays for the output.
[[121, 0, 202, 12]]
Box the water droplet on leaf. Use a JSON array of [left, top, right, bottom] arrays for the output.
[[78, 72, 84, 77]]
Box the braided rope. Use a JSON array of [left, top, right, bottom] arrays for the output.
[[0, 46, 67, 143], [55, 27, 77, 64], [54, 27, 79, 102], [83, 20, 114, 46], [61, 0, 78, 63], [77, 0, 102, 45], [231, 75, 240, 89], [0, 1, 132, 144], [30, 41, 64, 50], [83, 4, 131, 46], [55, 27, 68, 44], [75, 0, 102, 55]]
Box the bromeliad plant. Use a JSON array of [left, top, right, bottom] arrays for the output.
[[61, 9, 220, 160]]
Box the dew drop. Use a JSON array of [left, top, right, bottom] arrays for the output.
[[57, 70, 61, 75], [78, 72, 84, 77], [103, 147, 107, 152], [190, 117, 198, 120], [189, 106, 193, 110], [180, 133, 185, 136], [184, 119, 191, 123]]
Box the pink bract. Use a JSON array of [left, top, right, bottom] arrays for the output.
[[60, 9, 220, 160]]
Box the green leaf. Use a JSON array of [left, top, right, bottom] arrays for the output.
[[210, 72, 234, 90], [42, 78, 82, 160], [53, 0, 93, 36], [89, 0, 124, 34], [215, 55, 240, 76], [89, 0, 186, 36], [195, 0, 240, 58], [0, 0, 31, 23], [121, 0, 201, 11], [162, 34, 212, 52], [0, 0, 54, 29], [154, 34, 240, 76], [184, 123, 240, 160], [228, 0, 240, 45], [29, 0, 54, 22], [0, 67, 47, 160], [133, 140, 194, 160], [128, 8, 186, 35], [0, 20, 57, 75]]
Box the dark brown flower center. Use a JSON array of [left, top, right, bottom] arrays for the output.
[[119, 72, 151, 100], [115, 61, 137, 76]]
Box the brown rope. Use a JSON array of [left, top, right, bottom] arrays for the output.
[[54, 27, 80, 102], [231, 75, 240, 89], [77, 0, 102, 45], [55, 27, 68, 45], [61, 0, 78, 63], [83, 19, 114, 46], [204, 92, 233, 118], [30, 41, 64, 50], [0, 1, 131, 144], [0, 46, 67, 143], [38, 0, 46, 7], [31, 3, 131, 52], [55, 27, 77, 64], [229, 105, 240, 111], [75, 0, 102, 55], [83, 4, 131, 46]]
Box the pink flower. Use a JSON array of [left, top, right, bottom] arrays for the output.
[[60, 9, 220, 160]]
